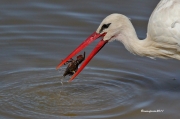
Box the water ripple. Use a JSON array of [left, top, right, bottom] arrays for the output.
[[0, 67, 156, 118]]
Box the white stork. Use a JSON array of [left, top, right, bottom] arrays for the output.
[[57, 0, 180, 81]]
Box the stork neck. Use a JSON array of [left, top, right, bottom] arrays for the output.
[[117, 22, 149, 56]]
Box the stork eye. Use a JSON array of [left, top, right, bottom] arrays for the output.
[[99, 23, 111, 33]]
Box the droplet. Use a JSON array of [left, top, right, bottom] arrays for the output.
[[60, 76, 64, 86]]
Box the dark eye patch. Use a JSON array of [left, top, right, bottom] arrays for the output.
[[99, 23, 111, 33]]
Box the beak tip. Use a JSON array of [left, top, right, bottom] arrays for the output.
[[68, 78, 73, 82], [56, 62, 64, 70]]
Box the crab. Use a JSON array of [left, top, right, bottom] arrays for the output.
[[63, 52, 85, 77]]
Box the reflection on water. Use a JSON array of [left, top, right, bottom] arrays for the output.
[[0, 0, 180, 119]]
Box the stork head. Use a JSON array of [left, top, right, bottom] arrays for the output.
[[96, 13, 126, 42], [56, 13, 127, 81]]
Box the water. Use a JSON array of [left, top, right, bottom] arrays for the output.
[[0, 0, 180, 119]]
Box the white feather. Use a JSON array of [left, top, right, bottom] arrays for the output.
[[96, 0, 180, 60]]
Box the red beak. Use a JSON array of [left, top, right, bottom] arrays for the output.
[[56, 32, 107, 82]]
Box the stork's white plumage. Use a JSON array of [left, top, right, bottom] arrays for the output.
[[96, 0, 180, 59], [57, 0, 180, 81]]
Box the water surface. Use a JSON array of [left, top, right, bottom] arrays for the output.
[[0, 0, 180, 119]]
